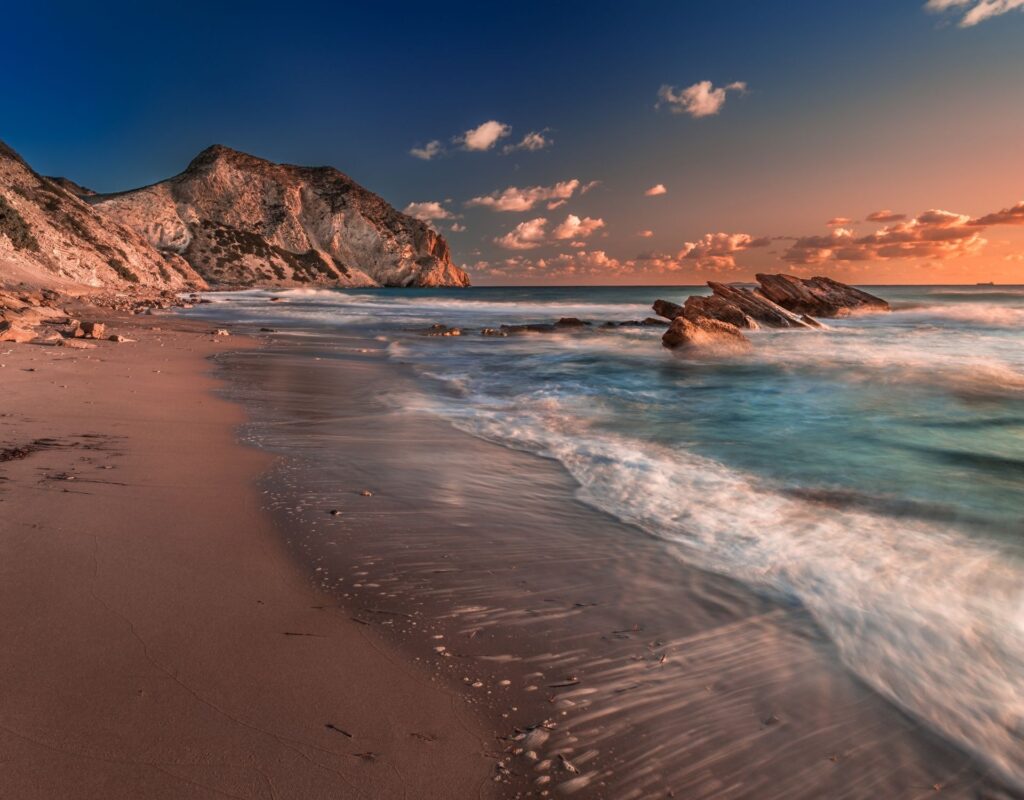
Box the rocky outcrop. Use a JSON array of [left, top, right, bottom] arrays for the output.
[[90, 145, 470, 289], [755, 273, 889, 317], [655, 275, 882, 351], [0, 140, 205, 292], [662, 315, 750, 352]]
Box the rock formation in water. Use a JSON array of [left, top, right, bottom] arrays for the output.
[[654, 274, 883, 350], [89, 145, 471, 289], [0, 140, 205, 292], [662, 314, 751, 352], [755, 273, 889, 317]]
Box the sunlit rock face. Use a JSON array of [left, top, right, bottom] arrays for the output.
[[90, 145, 471, 289], [0, 140, 204, 290]]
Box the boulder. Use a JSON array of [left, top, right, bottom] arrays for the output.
[[662, 316, 750, 352], [422, 323, 462, 337], [754, 273, 889, 317], [0, 321, 37, 343], [555, 317, 591, 328], [652, 299, 685, 321], [73, 321, 106, 339]]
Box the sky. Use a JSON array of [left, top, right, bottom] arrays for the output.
[[3, 0, 1023, 285]]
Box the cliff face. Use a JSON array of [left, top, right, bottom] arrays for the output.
[[0, 141, 205, 291], [90, 145, 470, 289]]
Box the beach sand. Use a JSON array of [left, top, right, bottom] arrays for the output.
[[0, 313, 493, 799]]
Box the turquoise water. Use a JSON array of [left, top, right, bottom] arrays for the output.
[[193, 284, 1024, 788]]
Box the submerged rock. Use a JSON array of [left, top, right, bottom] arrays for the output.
[[755, 273, 889, 317]]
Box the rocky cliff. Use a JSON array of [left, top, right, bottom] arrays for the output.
[[90, 145, 470, 289], [0, 141, 205, 291]]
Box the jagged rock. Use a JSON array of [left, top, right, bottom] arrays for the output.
[[555, 317, 590, 327], [73, 321, 105, 339], [652, 299, 684, 321], [0, 320, 36, 343], [755, 273, 889, 317], [662, 315, 751, 351], [90, 145, 470, 289], [704, 282, 812, 328], [481, 327, 508, 337], [682, 294, 758, 328], [1, 140, 205, 292]]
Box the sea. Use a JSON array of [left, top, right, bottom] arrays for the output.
[[185, 283, 1024, 791]]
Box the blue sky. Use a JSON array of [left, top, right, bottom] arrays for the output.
[[3, 1, 1023, 283]]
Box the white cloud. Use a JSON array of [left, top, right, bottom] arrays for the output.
[[496, 217, 549, 250], [657, 80, 748, 118], [403, 201, 451, 221], [409, 140, 443, 160], [924, 0, 1024, 26], [466, 179, 585, 212], [450, 222, 466, 233], [645, 184, 667, 197], [551, 214, 605, 240], [502, 131, 552, 154], [496, 213, 605, 250], [459, 120, 511, 151], [637, 229, 654, 238]]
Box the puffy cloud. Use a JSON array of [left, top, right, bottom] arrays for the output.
[[552, 214, 605, 240], [403, 201, 451, 221], [924, 0, 1024, 27], [466, 179, 586, 212], [482, 250, 632, 280], [970, 200, 1024, 226], [677, 232, 770, 270], [409, 140, 443, 160], [783, 209, 986, 264], [503, 131, 552, 154], [450, 222, 466, 233], [496, 214, 605, 250], [459, 120, 511, 151], [827, 216, 855, 226], [495, 217, 549, 250], [866, 209, 908, 223], [656, 80, 748, 118], [645, 184, 668, 197]]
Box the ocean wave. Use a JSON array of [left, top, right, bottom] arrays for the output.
[[403, 392, 1024, 789], [889, 303, 1024, 327]]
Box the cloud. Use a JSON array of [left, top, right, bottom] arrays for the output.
[[866, 209, 908, 223], [466, 179, 587, 212], [678, 232, 770, 270], [637, 229, 654, 238], [783, 209, 986, 264], [409, 140, 443, 160], [496, 214, 605, 250], [644, 184, 668, 197], [495, 217, 549, 250], [924, 0, 1024, 26], [403, 201, 451, 221], [450, 222, 466, 233], [459, 120, 511, 151], [502, 131, 552, 154], [656, 80, 748, 118], [477, 250, 632, 280], [970, 200, 1024, 226], [827, 216, 855, 226]]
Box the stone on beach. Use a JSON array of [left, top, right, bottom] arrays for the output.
[[73, 321, 106, 339]]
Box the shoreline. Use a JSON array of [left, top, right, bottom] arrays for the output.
[[0, 311, 493, 799], [210, 323, 1009, 799]]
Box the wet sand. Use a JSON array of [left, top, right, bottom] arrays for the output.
[[0, 314, 493, 799], [215, 329, 1013, 799]]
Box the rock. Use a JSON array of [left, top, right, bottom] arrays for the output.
[[754, 273, 889, 317], [704, 282, 812, 329], [259, 327, 276, 332], [359, 489, 373, 497], [480, 328, 509, 337], [683, 294, 757, 328], [662, 316, 751, 352], [73, 321, 106, 339], [652, 299, 685, 321], [422, 323, 462, 337], [58, 338, 96, 349], [108, 334, 134, 343], [0, 321, 37, 343], [212, 328, 230, 336], [89, 144, 470, 289], [554, 317, 590, 328], [499, 323, 558, 334]]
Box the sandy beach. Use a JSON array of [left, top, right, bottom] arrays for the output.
[[0, 312, 493, 799]]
